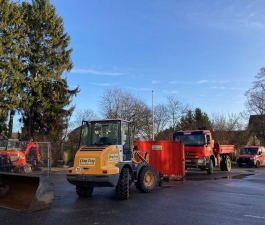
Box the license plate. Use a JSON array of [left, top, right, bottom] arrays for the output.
[[185, 160, 191, 162]]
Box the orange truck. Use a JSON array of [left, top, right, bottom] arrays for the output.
[[173, 129, 235, 174], [237, 146, 265, 168]]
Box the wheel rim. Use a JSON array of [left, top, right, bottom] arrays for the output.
[[144, 171, 155, 186], [227, 159, 231, 169]]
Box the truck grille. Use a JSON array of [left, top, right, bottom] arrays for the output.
[[186, 152, 197, 156]]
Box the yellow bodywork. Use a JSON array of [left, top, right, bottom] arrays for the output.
[[69, 145, 120, 175]]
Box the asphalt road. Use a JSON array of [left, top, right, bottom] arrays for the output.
[[1, 165, 265, 225]]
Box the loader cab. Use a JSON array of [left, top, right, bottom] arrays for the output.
[[79, 119, 132, 161]]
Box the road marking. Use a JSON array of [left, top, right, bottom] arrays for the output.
[[244, 215, 265, 219]]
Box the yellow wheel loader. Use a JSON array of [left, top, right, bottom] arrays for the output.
[[66, 119, 160, 200]]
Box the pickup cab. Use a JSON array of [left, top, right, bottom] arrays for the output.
[[237, 146, 265, 168]]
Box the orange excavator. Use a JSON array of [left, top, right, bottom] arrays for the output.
[[0, 139, 54, 212], [0, 139, 41, 173]]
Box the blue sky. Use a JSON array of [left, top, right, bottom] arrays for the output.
[[51, 0, 265, 118]]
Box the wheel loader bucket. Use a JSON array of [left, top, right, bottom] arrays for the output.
[[0, 173, 54, 213]]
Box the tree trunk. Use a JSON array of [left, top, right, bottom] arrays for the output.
[[7, 110, 15, 138]]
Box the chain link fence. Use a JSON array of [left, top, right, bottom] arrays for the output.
[[0, 140, 51, 179]]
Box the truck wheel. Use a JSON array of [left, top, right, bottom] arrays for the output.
[[76, 186, 94, 197], [224, 156, 231, 171], [116, 167, 129, 200], [135, 165, 157, 193], [220, 159, 225, 171], [207, 160, 213, 174], [255, 161, 260, 168]]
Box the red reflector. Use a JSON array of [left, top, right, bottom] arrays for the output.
[[68, 169, 72, 173], [102, 170, 107, 174]]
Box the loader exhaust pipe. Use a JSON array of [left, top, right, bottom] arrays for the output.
[[0, 173, 54, 213]]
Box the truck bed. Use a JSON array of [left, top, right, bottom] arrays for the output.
[[213, 143, 234, 155]]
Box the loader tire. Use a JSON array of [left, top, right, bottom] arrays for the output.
[[76, 186, 94, 197], [116, 167, 129, 200], [135, 165, 157, 193]]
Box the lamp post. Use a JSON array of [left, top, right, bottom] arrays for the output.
[[152, 90, 154, 141]]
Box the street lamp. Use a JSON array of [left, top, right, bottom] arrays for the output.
[[152, 90, 154, 141]]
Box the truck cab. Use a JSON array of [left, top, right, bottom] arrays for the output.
[[173, 130, 213, 169], [173, 129, 234, 174], [237, 146, 265, 168]]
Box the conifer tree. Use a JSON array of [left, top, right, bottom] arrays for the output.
[[0, 0, 27, 138], [19, 0, 79, 139], [177, 108, 212, 130]]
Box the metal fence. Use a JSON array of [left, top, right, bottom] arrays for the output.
[[0, 140, 52, 179]]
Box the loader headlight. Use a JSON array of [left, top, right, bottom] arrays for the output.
[[10, 154, 20, 162]]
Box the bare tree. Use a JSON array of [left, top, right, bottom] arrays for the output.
[[99, 88, 153, 139], [245, 68, 265, 115], [165, 94, 191, 129], [244, 68, 265, 144], [154, 103, 170, 135], [210, 111, 248, 158], [72, 109, 98, 128]]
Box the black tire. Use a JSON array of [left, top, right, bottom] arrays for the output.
[[135, 165, 157, 193], [255, 161, 260, 168], [116, 167, 129, 200], [220, 160, 224, 171], [224, 156, 232, 171], [207, 159, 213, 174], [76, 186, 94, 197]]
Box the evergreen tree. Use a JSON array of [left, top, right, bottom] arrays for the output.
[[0, 0, 27, 138], [19, 0, 79, 140], [177, 108, 212, 130]]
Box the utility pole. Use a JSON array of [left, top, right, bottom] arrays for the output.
[[152, 90, 154, 141]]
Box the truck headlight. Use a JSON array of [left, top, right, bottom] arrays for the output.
[[10, 154, 20, 162], [198, 158, 205, 163]]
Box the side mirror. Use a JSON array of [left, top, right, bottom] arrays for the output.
[[206, 135, 211, 144]]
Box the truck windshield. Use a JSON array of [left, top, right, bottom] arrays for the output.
[[175, 134, 205, 146], [240, 148, 258, 155]]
